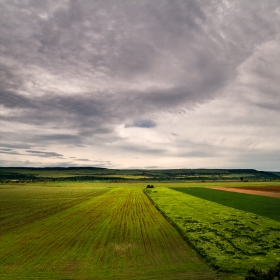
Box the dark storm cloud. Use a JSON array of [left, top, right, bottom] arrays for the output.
[[1, 1, 279, 115], [0, 0, 280, 167], [0, 91, 117, 138], [0, 86, 201, 138], [0, 90, 32, 109]]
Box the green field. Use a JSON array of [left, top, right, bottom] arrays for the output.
[[0, 182, 108, 234], [172, 187, 280, 222], [0, 183, 216, 280], [1, 177, 280, 279], [145, 187, 280, 275]]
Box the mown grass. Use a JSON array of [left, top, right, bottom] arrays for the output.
[[145, 187, 280, 277], [172, 187, 280, 222], [0, 183, 216, 280]]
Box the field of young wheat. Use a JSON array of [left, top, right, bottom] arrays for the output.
[[0, 183, 216, 280]]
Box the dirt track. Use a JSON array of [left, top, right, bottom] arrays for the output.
[[212, 186, 280, 199]]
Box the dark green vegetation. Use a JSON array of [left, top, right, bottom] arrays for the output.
[[271, 172, 280, 177], [0, 183, 216, 280], [172, 187, 280, 222], [245, 261, 280, 280], [145, 187, 280, 276], [0, 167, 279, 182]]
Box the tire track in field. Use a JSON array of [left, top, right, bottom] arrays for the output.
[[0, 187, 217, 279]]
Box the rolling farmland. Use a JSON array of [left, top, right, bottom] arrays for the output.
[[145, 187, 280, 275], [1, 167, 278, 182], [0, 183, 216, 280], [2, 178, 280, 279]]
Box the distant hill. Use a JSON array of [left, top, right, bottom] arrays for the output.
[[0, 167, 279, 182], [269, 172, 280, 177]]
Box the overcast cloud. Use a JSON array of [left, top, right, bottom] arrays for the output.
[[0, 0, 280, 170]]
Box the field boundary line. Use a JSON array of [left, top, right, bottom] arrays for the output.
[[143, 188, 215, 267]]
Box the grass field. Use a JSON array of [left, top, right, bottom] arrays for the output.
[[0, 183, 216, 280], [172, 187, 280, 222], [145, 187, 280, 275]]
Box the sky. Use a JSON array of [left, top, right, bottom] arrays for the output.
[[1, 0, 280, 171]]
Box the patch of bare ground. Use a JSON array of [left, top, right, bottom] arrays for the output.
[[212, 186, 280, 199]]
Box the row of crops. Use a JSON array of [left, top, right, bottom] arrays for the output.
[[0, 184, 216, 280], [2, 182, 280, 279], [145, 187, 280, 275]]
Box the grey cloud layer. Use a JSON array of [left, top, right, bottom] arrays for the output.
[[0, 148, 63, 158], [0, 0, 280, 164]]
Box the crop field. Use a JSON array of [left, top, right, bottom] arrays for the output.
[[145, 187, 280, 276], [0, 183, 216, 280], [0, 182, 109, 234], [172, 187, 280, 222]]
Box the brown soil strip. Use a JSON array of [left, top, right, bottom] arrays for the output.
[[212, 187, 280, 199], [236, 186, 280, 192]]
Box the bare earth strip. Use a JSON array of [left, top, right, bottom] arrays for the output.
[[212, 187, 280, 199]]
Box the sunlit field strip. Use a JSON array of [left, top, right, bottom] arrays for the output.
[[145, 187, 280, 276], [0, 186, 216, 280]]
